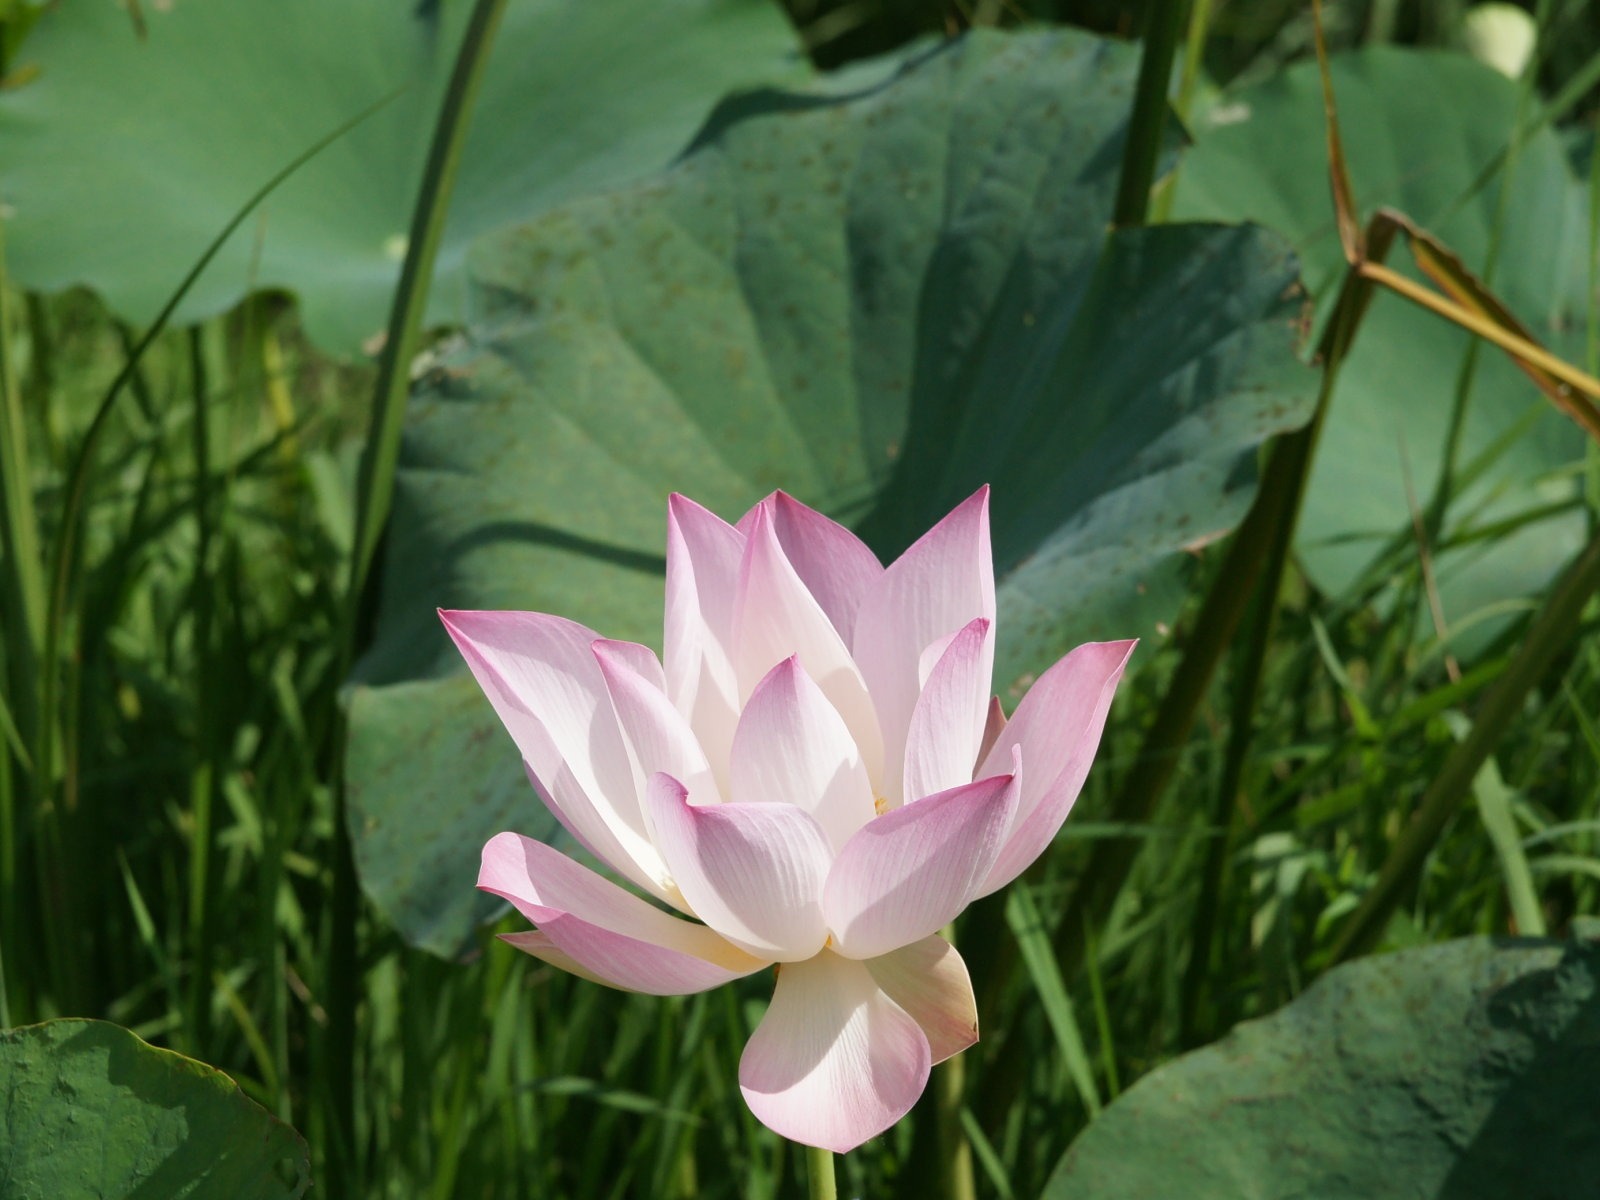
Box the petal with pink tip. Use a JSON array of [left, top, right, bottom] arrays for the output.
[[665, 495, 745, 791], [440, 609, 670, 902], [479, 832, 765, 994], [739, 951, 930, 1152], [593, 639, 721, 808], [902, 617, 993, 804], [974, 640, 1135, 897], [733, 505, 884, 784], [864, 936, 979, 1064], [852, 488, 995, 802], [737, 492, 883, 642], [646, 774, 832, 961], [823, 766, 1020, 960], [729, 656, 876, 851]]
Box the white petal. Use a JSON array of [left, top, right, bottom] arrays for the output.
[[440, 609, 671, 902], [733, 504, 885, 786], [646, 774, 832, 961], [665, 495, 745, 792], [853, 488, 995, 804], [902, 617, 993, 804], [824, 764, 1020, 960], [864, 936, 980, 1064], [739, 492, 884, 642], [593, 638, 721, 808], [739, 950, 931, 1153], [480, 832, 765, 994], [730, 656, 876, 851]]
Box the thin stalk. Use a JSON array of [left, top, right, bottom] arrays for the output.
[[0, 217, 44, 1014], [185, 326, 218, 1055], [1359, 261, 1600, 410], [932, 925, 975, 1200], [1112, 0, 1188, 227], [1420, 0, 1550, 548], [1173, 0, 1215, 122], [1176, 265, 1368, 1045], [322, 3, 508, 1191], [1329, 524, 1600, 963], [805, 1145, 837, 1200]]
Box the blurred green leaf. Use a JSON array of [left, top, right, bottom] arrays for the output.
[[1044, 936, 1600, 1199], [0, 1019, 310, 1198], [0, 0, 799, 353], [1173, 48, 1589, 651], [345, 28, 1316, 956]]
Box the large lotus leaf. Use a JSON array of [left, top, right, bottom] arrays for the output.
[[1173, 49, 1589, 648], [0, 1019, 311, 1198], [0, 0, 798, 353], [1045, 935, 1600, 1199], [345, 28, 1316, 956]]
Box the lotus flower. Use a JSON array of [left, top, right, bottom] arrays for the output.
[[443, 488, 1133, 1152]]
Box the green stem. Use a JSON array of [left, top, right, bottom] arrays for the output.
[[933, 924, 976, 1200], [805, 1144, 837, 1200], [1175, 264, 1367, 1044], [321, 2, 508, 1190], [1329, 523, 1600, 964], [1112, 0, 1188, 227], [0, 211, 43, 1019], [346, 0, 508, 604], [186, 326, 217, 1056]]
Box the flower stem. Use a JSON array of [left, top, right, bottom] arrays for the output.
[[805, 1144, 837, 1200]]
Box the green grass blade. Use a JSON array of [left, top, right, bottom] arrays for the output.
[[1006, 883, 1101, 1118]]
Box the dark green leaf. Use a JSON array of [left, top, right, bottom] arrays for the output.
[[0, 1019, 310, 1199], [1044, 936, 1600, 1200]]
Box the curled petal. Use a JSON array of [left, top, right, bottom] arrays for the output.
[[440, 609, 670, 902], [865, 935, 979, 1064], [738, 492, 883, 642], [730, 656, 876, 851], [853, 488, 994, 802], [975, 641, 1134, 897], [902, 617, 993, 804], [823, 764, 1021, 960], [594, 639, 721, 808], [739, 951, 930, 1153], [646, 774, 832, 961], [665, 495, 745, 791], [479, 832, 764, 995], [733, 504, 884, 785]]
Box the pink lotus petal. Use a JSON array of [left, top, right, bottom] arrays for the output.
[[497, 930, 610, 987], [852, 488, 995, 802], [823, 765, 1021, 960], [975, 640, 1135, 897], [737, 492, 884, 642], [739, 951, 930, 1153], [733, 505, 884, 785], [440, 610, 671, 902], [645, 774, 832, 961], [902, 617, 994, 804], [665, 495, 745, 791], [976, 695, 1007, 769], [593, 639, 721, 808], [479, 832, 765, 995], [864, 935, 980, 1064], [730, 656, 876, 851]]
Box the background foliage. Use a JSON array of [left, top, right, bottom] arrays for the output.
[[2, 1, 1598, 1197]]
